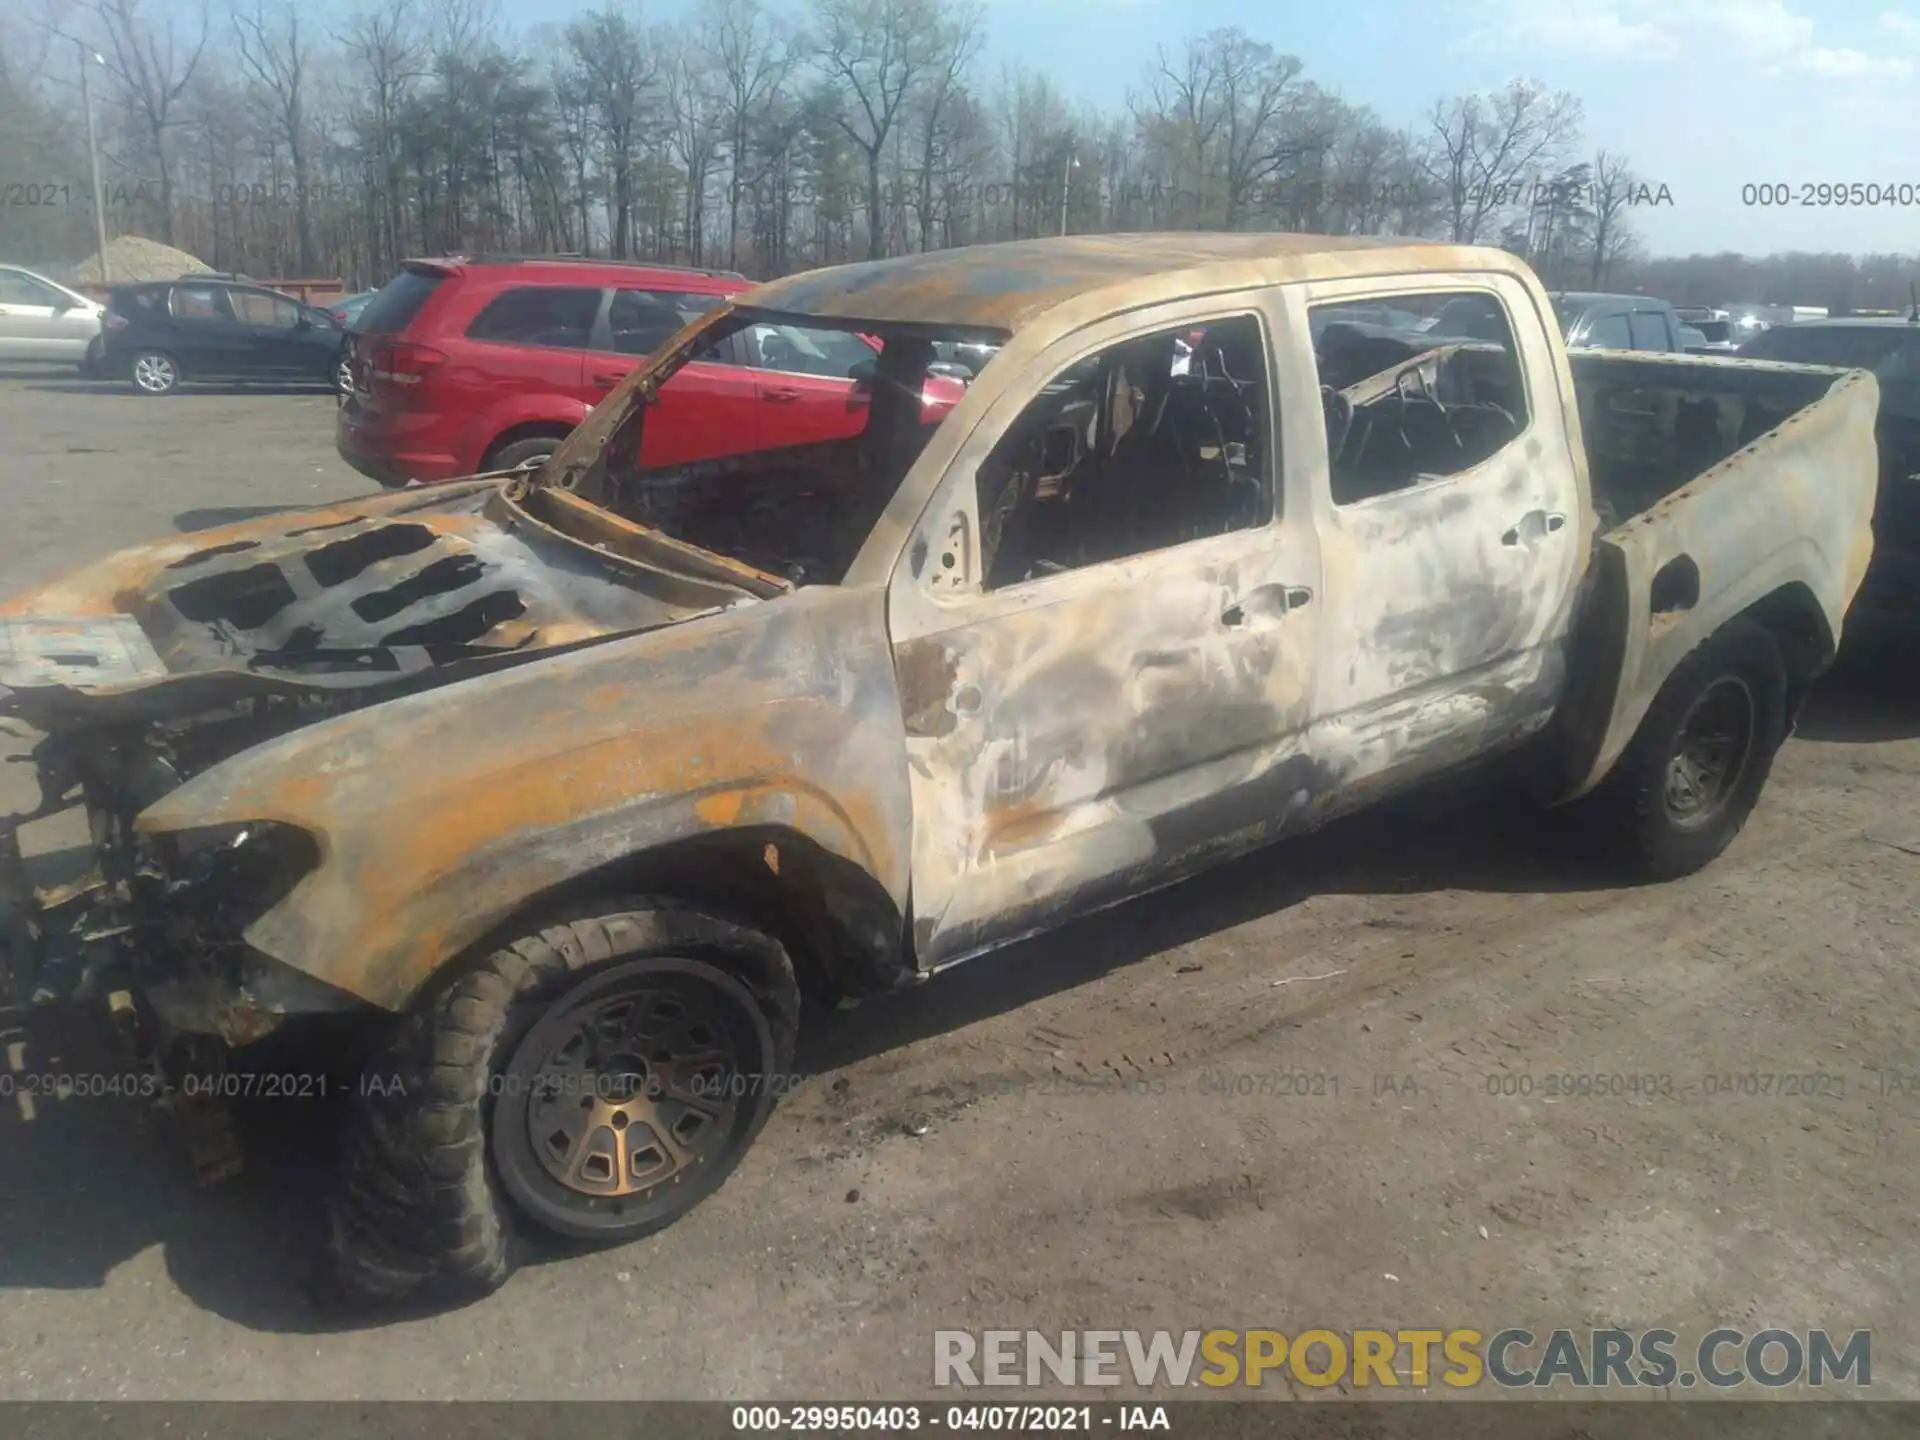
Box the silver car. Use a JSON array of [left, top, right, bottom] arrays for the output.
[[0, 265, 105, 368]]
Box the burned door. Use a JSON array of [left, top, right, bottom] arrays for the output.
[[887, 296, 1325, 967], [1299, 276, 1585, 795]]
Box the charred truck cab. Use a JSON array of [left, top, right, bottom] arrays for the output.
[[0, 234, 1878, 1309]]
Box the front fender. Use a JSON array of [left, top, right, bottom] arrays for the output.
[[136, 585, 913, 1010]]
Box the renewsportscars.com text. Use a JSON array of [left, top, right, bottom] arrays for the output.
[[933, 1327, 1871, 1390]]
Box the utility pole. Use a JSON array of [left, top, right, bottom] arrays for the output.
[[42, 26, 112, 282], [1059, 150, 1079, 237], [78, 41, 110, 282]]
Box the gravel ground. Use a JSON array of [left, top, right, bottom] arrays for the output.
[[0, 362, 1917, 1403]]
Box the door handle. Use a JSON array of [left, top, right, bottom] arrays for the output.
[[590, 372, 625, 387], [762, 386, 801, 402], [1220, 584, 1311, 628], [1502, 511, 1566, 546]]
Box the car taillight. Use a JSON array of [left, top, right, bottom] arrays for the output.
[[104, 312, 129, 330], [370, 341, 445, 388]]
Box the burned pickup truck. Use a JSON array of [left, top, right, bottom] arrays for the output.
[[0, 234, 1879, 1306]]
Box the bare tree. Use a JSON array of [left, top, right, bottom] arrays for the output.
[[341, 0, 425, 278], [1140, 29, 1326, 230], [235, 0, 317, 272], [1420, 79, 1582, 244], [665, 26, 724, 262], [94, 0, 211, 244], [1586, 148, 1639, 286], [701, 0, 794, 269], [566, 4, 661, 257], [902, 0, 980, 251], [808, 0, 944, 259]]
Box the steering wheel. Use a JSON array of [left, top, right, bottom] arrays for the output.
[[1320, 385, 1355, 464]]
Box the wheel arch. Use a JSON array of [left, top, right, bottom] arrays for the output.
[[1738, 579, 1835, 717], [479, 419, 579, 472], [411, 824, 912, 1015], [1556, 534, 1845, 803]]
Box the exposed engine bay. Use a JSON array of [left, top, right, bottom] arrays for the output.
[[0, 476, 789, 1032]]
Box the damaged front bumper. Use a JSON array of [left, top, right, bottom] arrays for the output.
[[0, 803, 363, 1040], [1, 690, 366, 1046]]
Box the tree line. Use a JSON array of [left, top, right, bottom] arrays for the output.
[[0, 0, 1912, 312]]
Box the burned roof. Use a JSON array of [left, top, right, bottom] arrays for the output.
[[740, 232, 1428, 334]]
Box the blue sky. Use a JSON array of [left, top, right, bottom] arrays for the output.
[[967, 0, 1920, 255], [512, 0, 1919, 256]]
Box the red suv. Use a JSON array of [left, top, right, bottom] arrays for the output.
[[337, 255, 955, 486]]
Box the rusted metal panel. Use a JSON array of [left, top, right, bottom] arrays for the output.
[[0, 480, 773, 725], [742, 233, 1412, 334], [129, 584, 914, 1010], [1571, 363, 1880, 795]]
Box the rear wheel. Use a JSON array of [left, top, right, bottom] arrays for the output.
[[314, 900, 800, 1308], [1577, 619, 1786, 880], [130, 350, 181, 395], [483, 435, 566, 475], [332, 354, 353, 395]]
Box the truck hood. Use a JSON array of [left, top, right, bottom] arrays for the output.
[[0, 477, 790, 727]]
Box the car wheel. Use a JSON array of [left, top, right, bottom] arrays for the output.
[[332, 355, 353, 395], [314, 900, 799, 1308], [130, 350, 182, 395], [1579, 618, 1786, 880], [484, 436, 566, 475]]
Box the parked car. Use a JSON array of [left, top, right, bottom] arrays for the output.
[[0, 234, 1879, 1310], [100, 277, 351, 394], [1550, 291, 1691, 351], [0, 264, 105, 369], [1684, 319, 1740, 353], [1737, 316, 1920, 630], [327, 290, 381, 328], [337, 254, 964, 486]]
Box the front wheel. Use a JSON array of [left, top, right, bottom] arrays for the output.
[[1577, 619, 1787, 880], [130, 349, 181, 394], [331, 354, 353, 395], [315, 900, 800, 1308]]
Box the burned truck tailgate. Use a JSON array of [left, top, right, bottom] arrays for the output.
[[0, 478, 782, 726]]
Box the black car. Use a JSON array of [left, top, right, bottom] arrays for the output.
[[1548, 291, 1690, 352], [1738, 316, 1920, 631], [100, 277, 351, 395]]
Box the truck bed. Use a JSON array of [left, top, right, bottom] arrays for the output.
[[1569, 351, 1848, 530], [1561, 351, 1881, 796]]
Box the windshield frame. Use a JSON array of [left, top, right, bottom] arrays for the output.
[[528, 302, 1009, 584]]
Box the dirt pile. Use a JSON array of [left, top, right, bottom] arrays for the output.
[[69, 235, 210, 285]]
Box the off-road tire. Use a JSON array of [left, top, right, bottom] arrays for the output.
[[1577, 618, 1787, 881], [313, 900, 800, 1309]]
